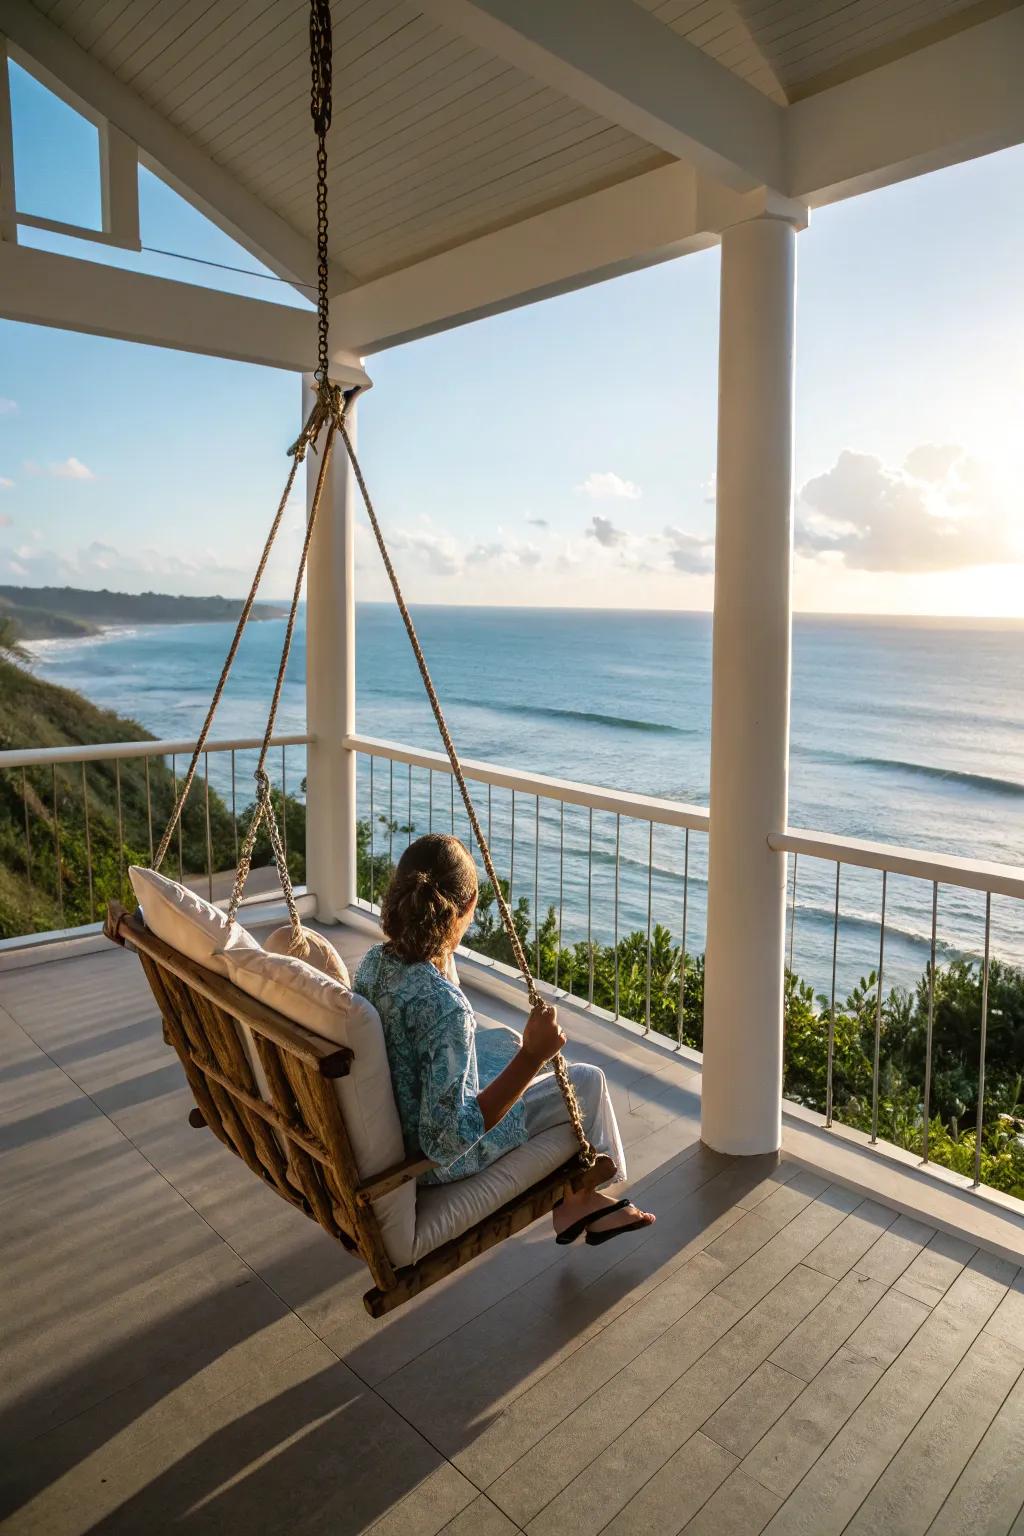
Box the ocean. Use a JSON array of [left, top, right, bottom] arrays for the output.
[[29, 606, 1024, 1000]]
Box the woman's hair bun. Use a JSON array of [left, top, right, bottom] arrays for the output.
[[381, 834, 477, 966]]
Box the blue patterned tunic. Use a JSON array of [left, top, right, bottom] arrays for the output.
[[354, 943, 528, 1184]]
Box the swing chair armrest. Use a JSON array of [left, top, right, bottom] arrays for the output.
[[355, 1152, 437, 1204], [104, 901, 131, 947]]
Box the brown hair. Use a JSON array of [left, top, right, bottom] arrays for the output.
[[380, 834, 478, 966]]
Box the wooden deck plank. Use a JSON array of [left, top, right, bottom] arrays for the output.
[[703, 1360, 807, 1458], [600, 1431, 739, 1536], [769, 1270, 887, 1382], [742, 1287, 932, 1500], [518, 1265, 834, 1535], [682, 1468, 783, 1535], [761, 1256, 1017, 1535], [927, 1368, 1024, 1536], [845, 1329, 1024, 1536]]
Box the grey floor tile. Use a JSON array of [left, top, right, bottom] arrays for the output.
[[703, 1361, 806, 1458], [600, 1431, 738, 1536], [927, 1366, 1024, 1535], [682, 1468, 782, 1535], [844, 1331, 1024, 1536]]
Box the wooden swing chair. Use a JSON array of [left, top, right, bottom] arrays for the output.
[[106, 0, 612, 1318]]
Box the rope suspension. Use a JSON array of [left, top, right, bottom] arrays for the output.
[[150, 0, 596, 1167]]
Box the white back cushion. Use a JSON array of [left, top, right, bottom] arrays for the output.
[[221, 946, 416, 1269], [128, 865, 260, 972]]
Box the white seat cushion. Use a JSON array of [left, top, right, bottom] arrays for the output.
[[128, 865, 261, 972], [412, 1124, 578, 1263], [220, 946, 416, 1269]]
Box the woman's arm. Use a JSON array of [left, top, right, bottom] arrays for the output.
[[477, 1002, 565, 1130]]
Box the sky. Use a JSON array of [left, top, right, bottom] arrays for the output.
[[2, 59, 1024, 617]]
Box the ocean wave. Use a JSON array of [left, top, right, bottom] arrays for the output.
[[358, 685, 694, 737], [27, 626, 140, 656], [452, 697, 694, 737], [809, 750, 1024, 799]]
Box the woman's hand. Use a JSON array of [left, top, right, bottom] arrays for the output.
[[522, 1002, 566, 1067]]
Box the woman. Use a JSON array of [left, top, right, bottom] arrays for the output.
[[355, 833, 655, 1245]]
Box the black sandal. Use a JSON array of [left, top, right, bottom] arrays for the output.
[[584, 1201, 652, 1246], [554, 1197, 632, 1246]]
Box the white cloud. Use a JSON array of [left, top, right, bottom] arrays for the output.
[[467, 540, 542, 569], [53, 456, 96, 481], [702, 471, 717, 505], [24, 456, 96, 481], [586, 515, 628, 548], [0, 478, 12, 490], [386, 525, 462, 576], [797, 446, 1016, 573], [576, 471, 642, 501], [0, 399, 17, 416], [0, 513, 12, 528], [0, 536, 249, 592], [663, 525, 715, 574]]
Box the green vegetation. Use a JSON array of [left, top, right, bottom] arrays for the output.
[[0, 584, 286, 643], [358, 814, 1024, 1199], [0, 651, 305, 937]]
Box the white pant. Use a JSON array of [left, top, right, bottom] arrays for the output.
[[522, 1062, 626, 1187]]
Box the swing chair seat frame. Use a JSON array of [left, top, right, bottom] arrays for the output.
[[105, 903, 614, 1317]]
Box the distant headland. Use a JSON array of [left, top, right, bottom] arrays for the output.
[[0, 585, 288, 642]]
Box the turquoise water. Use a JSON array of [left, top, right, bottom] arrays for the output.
[[30, 606, 1024, 997]]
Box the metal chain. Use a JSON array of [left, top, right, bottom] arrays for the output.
[[309, 0, 333, 384]]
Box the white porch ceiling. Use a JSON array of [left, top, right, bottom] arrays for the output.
[[27, 0, 670, 282], [22, 0, 1016, 285], [4, 0, 1023, 360]]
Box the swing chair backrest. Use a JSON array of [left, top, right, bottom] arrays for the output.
[[105, 902, 415, 1292]]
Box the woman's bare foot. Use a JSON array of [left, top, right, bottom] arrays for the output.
[[553, 1187, 655, 1239]]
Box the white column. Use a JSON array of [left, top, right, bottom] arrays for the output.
[[701, 215, 797, 1157], [303, 374, 357, 921]]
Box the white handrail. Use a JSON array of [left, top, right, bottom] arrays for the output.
[[0, 732, 313, 770], [344, 732, 711, 832], [770, 828, 1024, 901]]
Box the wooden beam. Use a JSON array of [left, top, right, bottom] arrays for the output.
[[330, 165, 799, 353], [100, 122, 140, 251], [0, 34, 16, 243], [0, 241, 329, 372], [417, 0, 784, 192], [2, 0, 312, 285], [789, 6, 1024, 207]]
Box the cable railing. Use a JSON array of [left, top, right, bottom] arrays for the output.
[[5, 724, 1023, 1205], [771, 827, 1024, 1190], [0, 733, 311, 944], [346, 732, 710, 1045]]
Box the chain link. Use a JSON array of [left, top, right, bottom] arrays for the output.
[[309, 0, 333, 385]]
